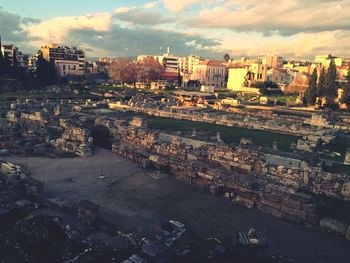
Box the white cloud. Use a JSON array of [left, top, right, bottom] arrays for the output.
[[114, 7, 132, 14], [4, 1, 350, 59], [163, 0, 204, 12], [25, 12, 112, 46], [218, 30, 350, 59], [185, 0, 350, 35], [144, 1, 159, 9], [113, 6, 173, 25]]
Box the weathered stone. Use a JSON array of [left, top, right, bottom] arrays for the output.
[[320, 217, 347, 236], [346, 226, 350, 240], [341, 182, 350, 199]]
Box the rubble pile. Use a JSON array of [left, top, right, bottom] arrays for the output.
[[0, 160, 137, 263], [62, 127, 90, 142], [48, 115, 96, 157], [1, 102, 70, 156]]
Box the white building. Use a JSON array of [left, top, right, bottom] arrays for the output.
[[259, 55, 283, 69], [138, 48, 180, 72], [179, 54, 203, 74], [55, 60, 83, 78], [40, 44, 86, 77], [315, 55, 343, 67], [191, 60, 226, 90]]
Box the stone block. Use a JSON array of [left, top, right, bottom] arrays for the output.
[[341, 182, 350, 199], [346, 226, 350, 240], [320, 217, 347, 236]]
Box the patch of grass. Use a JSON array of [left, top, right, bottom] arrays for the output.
[[148, 117, 299, 152], [268, 94, 298, 103]]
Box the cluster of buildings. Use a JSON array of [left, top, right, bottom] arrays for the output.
[[226, 54, 350, 94], [134, 51, 350, 94], [0, 42, 29, 68], [1, 37, 350, 93], [1, 39, 86, 78], [137, 50, 227, 92], [39, 44, 86, 77]]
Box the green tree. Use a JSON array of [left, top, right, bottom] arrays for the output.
[[317, 67, 326, 97], [3, 53, 12, 76], [224, 53, 231, 63], [345, 69, 350, 91], [35, 54, 57, 86], [177, 69, 182, 87], [324, 60, 337, 98], [304, 68, 318, 105]]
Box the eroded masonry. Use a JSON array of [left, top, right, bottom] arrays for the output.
[[1, 97, 350, 245]]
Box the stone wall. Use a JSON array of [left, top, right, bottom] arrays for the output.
[[109, 103, 350, 135], [95, 117, 350, 239]]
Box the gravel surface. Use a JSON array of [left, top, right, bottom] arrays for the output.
[[4, 148, 350, 263]]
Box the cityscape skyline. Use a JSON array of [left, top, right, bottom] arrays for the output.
[[1, 2, 350, 262], [1, 0, 350, 59]]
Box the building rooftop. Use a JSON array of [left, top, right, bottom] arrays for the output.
[[199, 60, 225, 67]]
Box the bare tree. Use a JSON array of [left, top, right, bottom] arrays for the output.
[[135, 58, 164, 83], [107, 57, 164, 86], [107, 58, 136, 85]]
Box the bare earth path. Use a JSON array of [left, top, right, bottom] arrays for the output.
[[3, 148, 350, 263]]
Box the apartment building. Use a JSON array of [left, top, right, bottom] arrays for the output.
[[179, 55, 203, 74], [28, 53, 40, 71], [55, 60, 81, 78], [259, 55, 283, 69], [138, 48, 180, 73], [40, 44, 85, 77]]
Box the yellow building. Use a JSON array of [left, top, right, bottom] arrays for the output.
[[315, 55, 343, 67], [227, 63, 267, 91]]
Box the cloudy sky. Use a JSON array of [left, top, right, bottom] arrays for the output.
[[1, 0, 350, 59]]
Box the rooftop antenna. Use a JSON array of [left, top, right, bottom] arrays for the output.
[[48, 29, 55, 43], [160, 46, 163, 55], [167, 46, 170, 55]]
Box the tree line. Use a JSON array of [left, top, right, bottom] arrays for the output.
[[0, 46, 27, 83], [304, 60, 348, 107], [0, 49, 57, 88]]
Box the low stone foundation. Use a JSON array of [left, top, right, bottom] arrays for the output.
[[104, 118, 350, 240]]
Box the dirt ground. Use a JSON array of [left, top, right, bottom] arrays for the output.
[[3, 148, 350, 263]]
